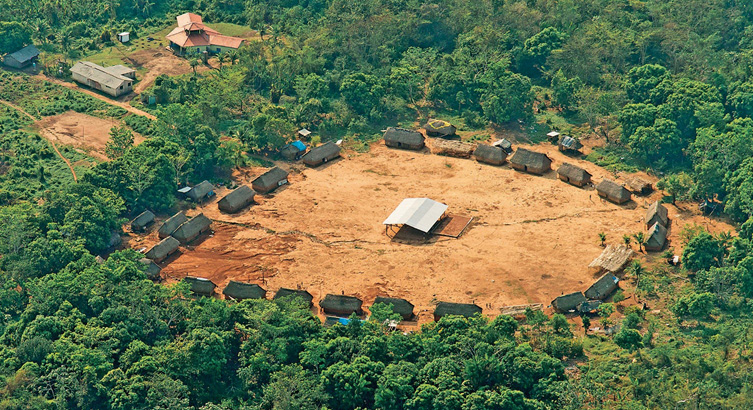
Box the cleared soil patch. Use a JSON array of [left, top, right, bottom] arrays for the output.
[[36, 111, 144, 160], [133, 142, 733, 323], [129, 49, 213, 93]]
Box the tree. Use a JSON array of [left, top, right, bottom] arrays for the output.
[[551, 70, 582, 111], [598, 232, 606, 247], [0, 22, 32, 55], [479, 61, 534, 124], [633, 232, 646, 253], [625, 64, 669, 103], [189, 57, 200, 76], [656, 173, 694, 204], [614, 328, 643, 351], [682, 231, 725, 272], [598, 303, 615, 329], [623, 234, 632, 247], [581, 315, 591, 335], [105, 126, 134, 160]]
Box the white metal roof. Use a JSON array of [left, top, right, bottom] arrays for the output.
[[382, 198, 448, 233]]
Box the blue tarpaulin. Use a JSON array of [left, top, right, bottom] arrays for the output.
[[291, 140, 306, 151]]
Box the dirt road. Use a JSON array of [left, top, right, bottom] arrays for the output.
[[36, 74, 156, 120]]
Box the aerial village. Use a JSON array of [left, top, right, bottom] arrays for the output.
[[0, 13, 715, 331]]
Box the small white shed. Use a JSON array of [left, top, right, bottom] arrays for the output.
[[117, 32, 130, 43]]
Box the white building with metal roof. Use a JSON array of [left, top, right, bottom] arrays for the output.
[[383, 198, 448, 233], [70, 61, 135, 97]]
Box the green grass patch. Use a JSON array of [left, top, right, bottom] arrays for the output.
[[584, 146, 640, 173]]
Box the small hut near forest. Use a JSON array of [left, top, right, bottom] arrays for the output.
[[510, 148, 552, 175], [171, 214, 212, 244], [552, 292, 587, 313], [145, 236, 180, 262], [187, 181, 216, 202], [492, 138, 513, 154], [373, 296, 415, 320], [320, 294, 364, 317], [281, 140, 307, 160], [252, 167, 289, 194], [588, 245, 635, 274], [585, 273, 619, 300], [139, 258, 161, 280], [596, 179, 632, 204], [646, 201, 669, 229], [431, 139, 476, 158], [578, 300, 602, 314], [131, 210, 155, 232], [218, 185, 256, 213], [627, 177, 653, 195], [223, 281, 266, 300], [557, 163, 592, 187], [433, 302, 482, 321], [558, 136, 583, 152], [383, 127, 425, 150], [273, 288, 314, 307], [158, 211, 188, 239], [302, 141, 341, 166], [183, 276, 216, 296], [423, 119, 456, 138], [645, 222, 668, 252], [473, 144, 507, 165]]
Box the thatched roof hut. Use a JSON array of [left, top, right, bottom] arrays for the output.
[[218, 185, 256, 213], [473, 144, 507, 165], [383, 127, 425, 150], [223, 281, 266, 300], [588, 245, 634, 274], [131, 210, 155, 232], [492, 138, 513, 154], [252, 167, 289, 194], [552, 292, 587, 313], [108, 231, 122, 249], [585, 273, 619, 300], [139, 258, 161, 280], [373, 296, 415, 320], [280, 140, 307, 160], [320, 294, 364, 316], [558, 136, 583, 152], [158, 211, 188, 239], [433, 302, 482, 320], [171, 213, 212, 244], [273, 288, 314, 307], [510, 148, 552, 175], [302, 141, 340, 166], [431, 139, 476, 158], [596, 179, 632, 204], [145, 236, 180, 262], [423, 119, 456, 138], [645, 222, 668, 252], [187, 180, 215, 202], [646, 201, 669, 229], [557, 163, 592, 187], [578, 300, 602, 314], [627, 177, 652, 195], [183, 276, 216, 296]]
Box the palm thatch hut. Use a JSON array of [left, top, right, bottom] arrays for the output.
[[585, 274, 619, 300], [578, 300, 602, 314], [557, 163, 592, 187], [187, 181, 216, 202], [596, 179, 632, 204], [588, 245, 635, 274], [423, 119, 456, 138], [509, 148, 552, 174], [558, 136, 583, 152], [131, 210, 155, 232], [627, 177, 653, 195], [273, 288, 314, 307], [552, 292, 587, 313], [171, 214, 212, 244], [431, 139, 476, 158], [252, 167, 289, 194], [320, 294, 364, 316], [183, 276, 216, 296], [373, 296, 415, 320], [223, 281, 267, 300], [139, 258, 161, 280], [302, 141, 341, 166], [646, 201, 669, 229], [145, 236, 180, 262], [218, 185, 256, 213], [158, 211, 188, 239], [383, 127, 425, 150], [492, 138, 513, 154], [433, 302, 482, 321], [473, 144, 507, 165], [280, 140, 307, 160], [645, 222, 668, 252]]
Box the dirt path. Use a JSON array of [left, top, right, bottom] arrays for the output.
[[35, 74, 156, 120], [0, 100, 78, 182]]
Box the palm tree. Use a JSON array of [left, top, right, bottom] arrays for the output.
[[189, 57, 199, 76], [623, 234, 632, 248], [633, 232, 646, 253], [598, 232, 606, 247], [217, 53, 227, 70]]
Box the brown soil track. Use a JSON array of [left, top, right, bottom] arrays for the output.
[[0, 100, 78, 181], [129, 142, 734, 324]]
